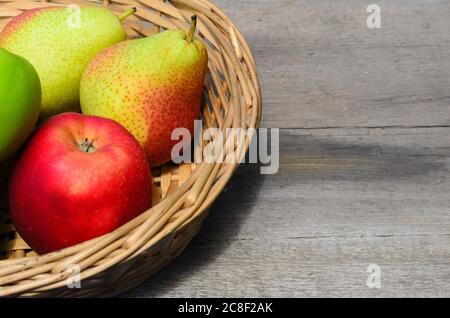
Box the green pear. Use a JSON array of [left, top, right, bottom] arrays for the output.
[[0, 6, 136, 120], [81, 16, 208, 167], [0, 48, 41, 162]]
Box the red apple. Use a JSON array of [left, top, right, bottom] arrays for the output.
[[9, 113, 152, 254]]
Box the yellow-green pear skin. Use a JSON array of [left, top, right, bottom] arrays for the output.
[[0, 7, 134, 120], [81, 17, 208, 167]]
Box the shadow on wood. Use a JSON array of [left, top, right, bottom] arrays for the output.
[[280, 130, 448, 182], [123, 163, 266, 297]]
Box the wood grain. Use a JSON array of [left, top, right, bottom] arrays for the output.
[[127, 127, 450, 297], [212, 0, 450, 129]]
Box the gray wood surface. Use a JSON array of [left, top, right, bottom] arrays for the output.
[[224, 0, 450, 129], [125, 0, 450, 297]]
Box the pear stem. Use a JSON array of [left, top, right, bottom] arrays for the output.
[[118, 7, 137, 22], [186, 15, 197, 42]]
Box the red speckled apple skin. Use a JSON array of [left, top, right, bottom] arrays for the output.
[[9, 113, 152, 254]]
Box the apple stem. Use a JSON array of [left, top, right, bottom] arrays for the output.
[[119, 7, 137, 22], [186, 15, 197, 42], [80, 138, 95, 153]]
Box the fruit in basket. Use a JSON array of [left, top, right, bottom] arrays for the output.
[[9, 113, 152, 254], [0, 48, 41, 162], [0, 6, 136, 120], [80, 15, 208, 167]]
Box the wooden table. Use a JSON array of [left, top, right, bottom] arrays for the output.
[[126, 0, 450, 297]]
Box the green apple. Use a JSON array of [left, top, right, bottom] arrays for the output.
[[0, 48, 41, 162]]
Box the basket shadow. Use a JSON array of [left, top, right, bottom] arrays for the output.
[[279, 133, 448, 182], [118, 130, 450, 297], [122, 163, 266, 297]]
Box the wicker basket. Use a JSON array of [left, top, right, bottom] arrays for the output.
[[0, 0, 261, 297]]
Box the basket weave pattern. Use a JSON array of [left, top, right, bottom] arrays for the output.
[[0, 0, 261, 297]]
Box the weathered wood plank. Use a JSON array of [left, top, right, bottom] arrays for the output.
[[127, 236, 450, 297], [127, 127, 450, 297], [212, 0, 450, 128]]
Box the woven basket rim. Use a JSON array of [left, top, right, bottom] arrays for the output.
[[0, 0, 262, 297]]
